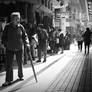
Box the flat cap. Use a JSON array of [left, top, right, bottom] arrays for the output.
[[38, 24, 44, 28], [11, 12, 20, 19]]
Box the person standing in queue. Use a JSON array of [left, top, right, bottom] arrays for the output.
[[36, 24, 48, 63], [1, 12, 30, 86]]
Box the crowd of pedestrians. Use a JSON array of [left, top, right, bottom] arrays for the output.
[[76, 27, 92, 54], [0, 14, 72, 69], [0, 11, 83, 87], [0, 12, 70, 87], [0, 12, 92, 87]]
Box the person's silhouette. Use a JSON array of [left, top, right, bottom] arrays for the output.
[[82, 27, 92, 54]]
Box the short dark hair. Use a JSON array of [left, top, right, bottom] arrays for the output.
[[86, 27, 90, 31]]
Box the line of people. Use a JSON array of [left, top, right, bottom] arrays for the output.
[[23, 24, 71, 63], [49, 29, 71, 54], [0, 12, 71, 87]]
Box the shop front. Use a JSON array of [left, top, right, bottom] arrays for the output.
[[34, 4, 53, 26]]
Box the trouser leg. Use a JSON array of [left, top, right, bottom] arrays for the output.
[[84, 43, 86, 54], [61, 45, 64, 53], [16, 50, 23, 78], [5, 50, 14, 82], [38, 47, 41, 60], [80, 43, 82, 51], [88, 44, 90, 53], [43, 45, 47, 61], [78, 41, 80, 50], [31, 45, 35, 60]]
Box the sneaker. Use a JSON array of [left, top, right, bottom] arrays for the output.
[[2, 81, 12, 87]]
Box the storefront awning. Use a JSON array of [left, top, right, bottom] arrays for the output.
[[35, 5, 53, 16]]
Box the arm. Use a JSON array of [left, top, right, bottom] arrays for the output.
[[1, 26, 8, 47], [44, 29, 48, 40], [45, 30, 48, 40], [20, 25, 30, 48]]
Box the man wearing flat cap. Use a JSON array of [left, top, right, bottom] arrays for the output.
[[1, 12, 30, 86]]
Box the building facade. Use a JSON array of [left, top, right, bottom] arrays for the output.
[[0, 0, 53, 26]]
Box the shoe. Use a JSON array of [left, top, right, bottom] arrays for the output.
[[43, 59, 46, 63], [23, 62, 27, 65], [60, 51, 63, 54], [19, 78, 24, 81], [2, 81, 12, 87], [32, 57, 35, 61], [87, 52, 89, 55], [36, 60, 41, 63]]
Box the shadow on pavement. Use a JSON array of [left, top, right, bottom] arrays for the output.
[[0, 79, 22, 91], [77, 54, 92, 92], [8, 55, 63, 92]]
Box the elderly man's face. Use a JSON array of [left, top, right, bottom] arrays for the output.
[[12, 15, 20, 25]]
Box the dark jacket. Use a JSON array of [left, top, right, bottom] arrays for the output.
[[82, 28, 92, 44], [59, 33, 64, 46], [37, 28, 48, 45], [2, 23, 29, 51]]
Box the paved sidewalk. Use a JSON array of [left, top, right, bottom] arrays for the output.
[[46, 46, 92, 92], [77, 50, 92, 92], [46, 51, 85, 92], [1, 44, 92, 92]]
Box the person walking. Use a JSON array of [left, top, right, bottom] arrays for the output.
[[59, 32, 65, 53], [76, 30, 83, 51], [82, 27, 92, 54], [1, 12, 30, 86], [36, 24, 48, 63], [54, 29, 60, 53]]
